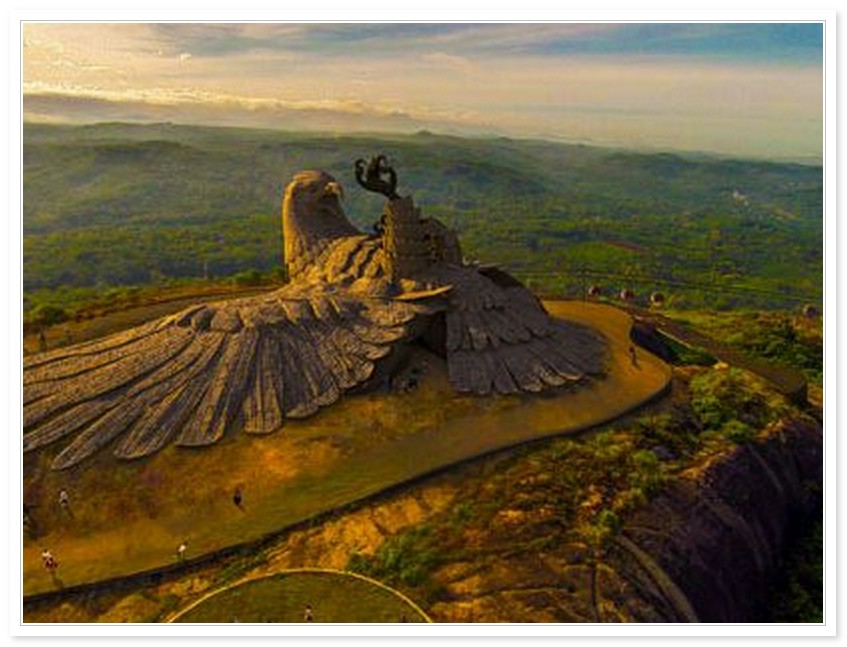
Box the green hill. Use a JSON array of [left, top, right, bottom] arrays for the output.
[[22, 122, 822, 313]]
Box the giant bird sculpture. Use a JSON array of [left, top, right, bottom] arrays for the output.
[[23, 158, 606, 470]]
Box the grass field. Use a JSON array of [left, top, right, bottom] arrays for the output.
[[23, 299, 670, 597], [169, 570, 429, 623]]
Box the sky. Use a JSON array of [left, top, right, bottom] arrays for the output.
[[21, 22, 824, 161]]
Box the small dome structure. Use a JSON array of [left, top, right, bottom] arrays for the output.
[[802, 304, 820, 319]]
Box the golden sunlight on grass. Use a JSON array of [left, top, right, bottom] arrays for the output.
[[168, 570, 429, 623], [23, 300, 670, 596]]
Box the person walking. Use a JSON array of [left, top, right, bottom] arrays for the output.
[[232, 486, 243, 510], [41, 548, 62, 588], [176, 541, 188, 562], [304, 604, 313, 623], [41, 548, 58, 574], [57, 489, 74, 519]]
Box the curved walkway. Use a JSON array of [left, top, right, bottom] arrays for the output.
[[23, 301, 670, 601]]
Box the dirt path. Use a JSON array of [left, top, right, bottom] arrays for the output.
[[23, 301, 670, 598]]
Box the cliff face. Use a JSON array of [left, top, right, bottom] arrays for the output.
[[22, 413, 823, 624], [609, 415, 822, 622]]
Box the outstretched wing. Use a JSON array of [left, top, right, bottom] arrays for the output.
[[23, 287, 432, 470], [425, 265, 607, 395]]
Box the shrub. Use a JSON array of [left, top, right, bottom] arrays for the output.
[[232, 269, 264, 286], [346, 526, 440, 589], [689, 368, 782, 431], [629, 449, 663, 494], [582, 508, 623, 553], [721, 419, 756, 444], [31, 304, 69, 326]]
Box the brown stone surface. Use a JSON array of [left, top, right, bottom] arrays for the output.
[[610, 415, 822, 622], [23, 168, 606, 469]]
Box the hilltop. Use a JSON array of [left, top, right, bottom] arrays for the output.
[[20, 123, 824, 624], [22, 291, 822, 623]]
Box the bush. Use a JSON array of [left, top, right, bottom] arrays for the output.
[[629, 449, 663, 494], [346, 526, 440, 589], [232, 269, 264, 286], [31, 304, 69, 326], [690, 368, 782, 432], [582, 508, 623, 553], [721, 419, 756, 444]]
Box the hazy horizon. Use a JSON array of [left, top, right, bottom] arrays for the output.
[[22, 22, 824, 162], [21, 117, 824, 167]]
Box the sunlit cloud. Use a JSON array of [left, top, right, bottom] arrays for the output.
[[22, 80, 481, 123], [21, 22, 823, 160]]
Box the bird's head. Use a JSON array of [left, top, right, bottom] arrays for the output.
[[282, 170, 359, 278]]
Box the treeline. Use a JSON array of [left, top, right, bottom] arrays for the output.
[[23, 122, 823, 313], [24, 215, 281, 289]]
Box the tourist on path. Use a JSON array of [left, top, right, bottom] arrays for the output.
[[41, 548, 58, 573]]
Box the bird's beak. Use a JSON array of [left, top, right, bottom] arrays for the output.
[[324, 181, 344, 200]]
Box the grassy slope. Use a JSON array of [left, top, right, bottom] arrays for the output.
[[22, 299, 669, 597], [169, 571, 428, 623]]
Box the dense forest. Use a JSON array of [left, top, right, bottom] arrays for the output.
[[23, 122, 822, 316]]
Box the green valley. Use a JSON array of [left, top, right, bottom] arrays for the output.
[[23, 122, 822, 318]]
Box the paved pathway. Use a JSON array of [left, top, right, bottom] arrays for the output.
[[624, 306, 807, 402], [23, 301, 670, 599]]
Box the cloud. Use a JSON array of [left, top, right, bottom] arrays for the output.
[[21, 90, 491, 140], [420, 52, 477, 73], [21, 80, 481, 129], [20, 22, 823, 160]]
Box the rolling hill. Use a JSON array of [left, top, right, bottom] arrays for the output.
[[23, 122, 822, 313]]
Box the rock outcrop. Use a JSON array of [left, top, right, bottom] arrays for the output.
[[427, 415, 822, 623], [608, 415, 822, 622]]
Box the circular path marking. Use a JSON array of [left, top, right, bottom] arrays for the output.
[[167, 569, 431, 624]]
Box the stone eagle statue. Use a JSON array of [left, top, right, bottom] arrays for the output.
[[23, 158, 606, 470]]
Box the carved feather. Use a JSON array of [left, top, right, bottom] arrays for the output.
[[23, 168, 606, 469]]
